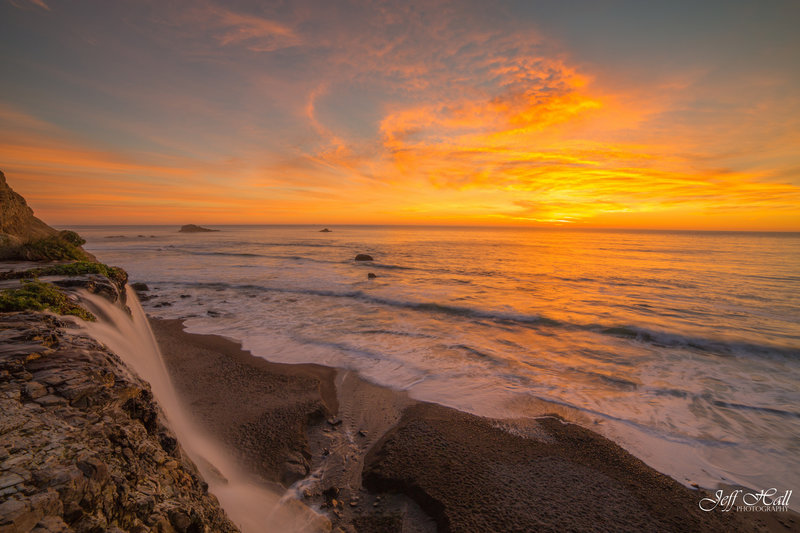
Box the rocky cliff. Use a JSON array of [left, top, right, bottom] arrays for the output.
[[0, 171, 94, 261], [0, 309, 238, 533], [0, 174, 240, 532], [0, 171, 56, 246]]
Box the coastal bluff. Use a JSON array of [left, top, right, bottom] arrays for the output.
[[0, 172, 238, 532], [0, 171, 54, 246], [0, 311, 238, 533], [0, 171, 95, 262]]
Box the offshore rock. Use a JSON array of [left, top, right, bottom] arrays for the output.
[[130, 282, 149, 293], [0, 312, 239, 533], [354, 254, 373, 261], [178, 225, 218, 233]]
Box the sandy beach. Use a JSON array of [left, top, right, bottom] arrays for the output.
[[149, 318, 795, 533]]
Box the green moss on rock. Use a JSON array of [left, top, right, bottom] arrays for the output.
[[18, 235, 93, 261], [57, 229, 87, 247], [0, 279, 96, 321], [0, 261, 127, 286]]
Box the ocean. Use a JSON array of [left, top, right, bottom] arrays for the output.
[[76, 225, 800, 496]]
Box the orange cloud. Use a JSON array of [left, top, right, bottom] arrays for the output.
[[3, 1, 798, 230], [205, 5, 301, 52]]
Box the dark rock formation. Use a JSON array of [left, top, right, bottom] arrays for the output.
[[0, 181, 237, 532], [0, 171, 95, 261], [362, 403, 747, 533], [354, 254, 373, 261], [367, 273, 377, 279], [319, 228, 332, 233], [178, 225, 218, 233], [130, 282, 149, 293], [0, 171, 56, 245], [0, 312, 238, 533]]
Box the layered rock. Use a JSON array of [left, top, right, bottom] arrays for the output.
[[0, 309, 238, 533], [0, 177, 238, 532]]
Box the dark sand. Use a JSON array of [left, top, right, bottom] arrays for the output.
[[151, 318, 797, 533]]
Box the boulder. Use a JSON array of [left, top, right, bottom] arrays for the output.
[[354, 254, 373, 261], [179, 224, 219, 233], [130, 282, 149, 292], [319, 228, 332, 232], [367, 273, 377, 279]]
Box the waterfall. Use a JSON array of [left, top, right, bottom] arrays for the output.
[[76, 286, 325, 533]]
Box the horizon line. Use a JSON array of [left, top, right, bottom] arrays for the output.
[[58, 223, 800, 234]]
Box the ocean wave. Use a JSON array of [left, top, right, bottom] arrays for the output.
[[183, 250, 348, 265], [711, 400, 800, 419], [361, 329, 436, 339], [595, 325, 798, 359], [356, 262, 415, 270], [164, 280, 798, 360]]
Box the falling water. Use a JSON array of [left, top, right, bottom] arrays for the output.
[[76, 286, 326, 533]]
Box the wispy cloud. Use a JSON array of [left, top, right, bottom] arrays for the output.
[[2, 0, 798, 229], [9, 0, 50, 11]]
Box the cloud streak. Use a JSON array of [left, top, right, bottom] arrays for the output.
[[1, 0, 798, 229]]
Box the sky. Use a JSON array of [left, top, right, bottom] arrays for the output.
[[1, 0, 799, 229]]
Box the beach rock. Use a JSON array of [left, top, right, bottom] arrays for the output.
[[367, 273, 377, 279], [322, 486, 340, 501], [354, 254, 373, 261], [282, 459, 309, 486], [179, 224, 218, 233], [130, 282, 149, 292], [363, 403, 748, 533], [319, 228, 332, 232]]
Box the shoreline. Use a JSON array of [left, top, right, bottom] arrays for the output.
[[149, 316, 796, 532]]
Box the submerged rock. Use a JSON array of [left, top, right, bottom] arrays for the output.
[[319, 228, 332, 232], [354, 254, 373, 261], [179, 224, 219, 233]]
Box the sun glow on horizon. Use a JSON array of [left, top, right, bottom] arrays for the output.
[[1, 1, 799, 230]]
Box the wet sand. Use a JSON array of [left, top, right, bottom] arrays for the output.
[[150, 318, 796, 533]]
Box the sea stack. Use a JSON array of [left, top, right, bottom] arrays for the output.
[[179, 224, 219, 233]]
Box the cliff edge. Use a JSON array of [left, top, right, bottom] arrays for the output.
[[0, 171, 94, 261], [0, 173, 239, 532], [0, 310, 239, 533]]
